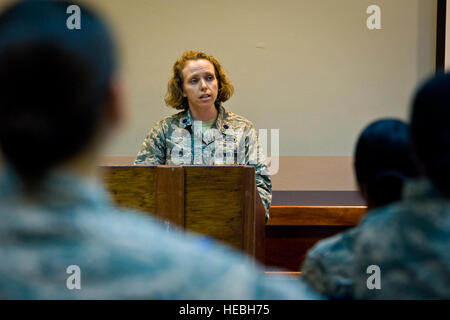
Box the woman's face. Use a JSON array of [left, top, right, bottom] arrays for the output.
[[182, 59, 218, 112]]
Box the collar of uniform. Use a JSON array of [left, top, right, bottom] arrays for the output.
[[0, 166, 111, 210], [181, 105, 233, 135], [215, 105, 234, 135], [403, 178, 445, 201], [0, 165, 21, 199], [178, 108, 193, 129]]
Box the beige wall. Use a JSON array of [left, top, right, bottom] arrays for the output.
[[0, 0, 438, 158]]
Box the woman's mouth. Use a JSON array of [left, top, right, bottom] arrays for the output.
[[199, 94, 211, 101]]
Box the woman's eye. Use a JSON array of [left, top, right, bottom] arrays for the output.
[[207, 75, 214, 81], [190, 78, 198, 84]]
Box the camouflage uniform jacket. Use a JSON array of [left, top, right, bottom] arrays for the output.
[[135, 105, 272, 219], [302, 179, 450, 299], [352, 179, 450, 299], [300, 204, 387, 299], [0, 167, 320, 299]]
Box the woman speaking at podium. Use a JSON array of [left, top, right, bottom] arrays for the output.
[[135, 51, 271, 219]]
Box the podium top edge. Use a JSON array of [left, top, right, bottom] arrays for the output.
[[98, 165, 255, 169]]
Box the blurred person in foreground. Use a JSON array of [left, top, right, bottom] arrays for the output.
[[351, 74, 450, 299], [0, 0, 319, 299], [301, 119, 419, 299]]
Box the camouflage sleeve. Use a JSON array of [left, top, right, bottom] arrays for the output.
[[301, 247, 333, 296], [301, 230, 358, 299], [245, 125, 272, 220], [135, 120, 167, 165]]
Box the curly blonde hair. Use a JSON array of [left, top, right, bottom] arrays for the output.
[[165, 51, 234, 110]]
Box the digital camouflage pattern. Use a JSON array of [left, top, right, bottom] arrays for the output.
[[352, 179, 450, 299], [301, 208, 388, 299], [0, 168, 320, 299], [302, 179, 450, 299], [135, 105, 272, 219]]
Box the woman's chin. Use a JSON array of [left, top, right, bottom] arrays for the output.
[[192, 102, 216, 110]]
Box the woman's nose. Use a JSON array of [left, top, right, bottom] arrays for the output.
[[200, 79, 207, 89]]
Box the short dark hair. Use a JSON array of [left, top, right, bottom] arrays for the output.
[[0, 0, 117, 186], [354, 118, 419, 208], [411, 72, 450, 196]]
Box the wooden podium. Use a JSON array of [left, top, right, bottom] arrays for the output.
[[100, 165, 266, 264]]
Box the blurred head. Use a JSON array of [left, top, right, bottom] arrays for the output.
[[411, 72, 450, 197], [0, 1, 121, 186], [165, 50, 234, 110], [354, 119, 419, 209]]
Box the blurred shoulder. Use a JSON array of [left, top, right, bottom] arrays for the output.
[[352, 202, 408, 262]]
